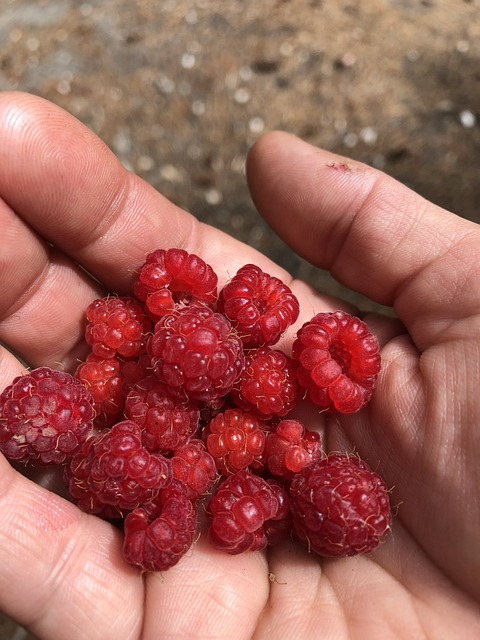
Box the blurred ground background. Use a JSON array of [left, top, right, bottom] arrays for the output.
[[0, 0, 479, 637]]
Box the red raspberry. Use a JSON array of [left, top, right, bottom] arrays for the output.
[[122, 353, 153, 390], [75, 354, 125, 428], [124, 375, 200, 453], [230, 347, 298, 418], [65, 420, 172, 517], [123, 480, 197, 572], [148, 304, 245, 402], [204, 408, 267, 475], [218, 264, 300, 346], [206, 470, 289, 554], [265, 419, 322, 481], [85, 296, 152, 359], [263, 479, 292, 547], [0, 367, 94, 465], [292, 311, 381, 413], [170, 439, 217, 500], [289, 454, 392, 557], [133, 248, 218, 319]]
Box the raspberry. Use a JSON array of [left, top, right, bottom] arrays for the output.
[[265, 419, 322, 481], [133, 248, 218, 319], [289, 454, 392, 557], [75, 354, 125, 428], [121, 353, 153, 392], [65, 420, 172, 517], [170, 439, 217, 500], [206, 470, 288, 554], [85, 296, 152, 359], [230, 347, 298, 418], [263, 479, 292, 547], [204, 408, 267, 475], [0, 367, 94, 465], [218, 263, 300, 346], [292, 310, 381, 413], [124, 375, 200, 453], [148, 304, 245, 402], [123, 480, 197, 572]]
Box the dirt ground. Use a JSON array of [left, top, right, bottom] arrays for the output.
[[1, 0, 479, 637]]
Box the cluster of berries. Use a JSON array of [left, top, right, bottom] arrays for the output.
[[0, 248, 391, 572]]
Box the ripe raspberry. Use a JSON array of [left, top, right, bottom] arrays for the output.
[[218, 264, 300, 346], [292, 311, 381, 413], [123, 480, 197, 572], [206, 470, 289, 554], [170, 439, 217, 500], [148, 304, 244, 402], [124, 375, 200, 453], [265, 419, 322, 481], [85, 296, 152, 359], [65, 420, 172, 517], [230, 347, 298, 419], [133, 248, 218, 319], [75, 354, 125, 428], [289, 454, 392, 557], [263, 479, 292, 547], [204, 408, 267, 475], [0, 367, 94, 465]]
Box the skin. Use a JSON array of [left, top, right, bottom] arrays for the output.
[[0, 92, 479, 639]]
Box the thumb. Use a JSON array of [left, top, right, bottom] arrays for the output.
[[246, 132, 480, 351]]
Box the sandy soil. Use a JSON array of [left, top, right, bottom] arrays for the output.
[[1, 1, 479, 637]]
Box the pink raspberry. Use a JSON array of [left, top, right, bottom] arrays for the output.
[[0, 367, 94, 465], [289, 454, 392, 557], [206, 470, 289, 554], [204, 408, 267, 475], [123, 480, 197, 572], [75, 354, 125, 428], [230, 347, 298, 418], [148, 304, 244, 402], [218, 263, 300, 346], [265, 419, 322, 481], [65, 420, 172, 518], [292, 310, 381, 413], [85, 296, 152, 359], [124, 375, 200, 453], [170, 439, 218, 500], [133, 248, 218, 320]]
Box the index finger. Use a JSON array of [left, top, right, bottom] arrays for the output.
[[0, 92, 285, 292]]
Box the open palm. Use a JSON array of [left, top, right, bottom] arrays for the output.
[[0, 93, 479, 639]]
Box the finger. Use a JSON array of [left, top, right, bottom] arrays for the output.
[[143, 533, 269, 639], [246, 132, 480, 350], [0, 92, 285, 293], [0, 455, 143, 640], [0, 196, 103, 371]]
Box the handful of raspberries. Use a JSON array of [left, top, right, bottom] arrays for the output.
[[0, 248, 391, 572]]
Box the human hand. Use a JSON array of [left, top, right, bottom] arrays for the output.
[[0, 92, 479, 639]]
